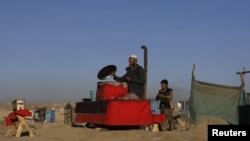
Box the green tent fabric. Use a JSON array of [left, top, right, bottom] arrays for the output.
[[238, 89, 250, 124], [190, 79, 243, 125]]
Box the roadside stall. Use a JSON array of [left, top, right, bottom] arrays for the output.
[[75, 87, 166, 128], [74, 55, 166, 130]]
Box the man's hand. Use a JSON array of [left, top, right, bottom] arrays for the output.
[[111, 72, 116, 77], [157, 93, 164, 98], [126, 76, 131, 81]]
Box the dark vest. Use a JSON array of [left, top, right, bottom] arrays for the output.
[[156, 88, 173, 109]]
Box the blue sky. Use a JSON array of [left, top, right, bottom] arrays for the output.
[[1, 0, 250, 103]]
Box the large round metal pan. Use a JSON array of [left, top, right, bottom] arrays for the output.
[[97, 65, 117, 80]]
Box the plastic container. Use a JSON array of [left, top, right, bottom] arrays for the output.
[[89, 90, 96, 102], [45, 110, 55, 122]]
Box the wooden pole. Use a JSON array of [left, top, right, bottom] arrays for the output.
[[241, 67, 246, 88], [236, 70, 250, 74], [192, 64, 196, 80], [236, 67, 249, 88]]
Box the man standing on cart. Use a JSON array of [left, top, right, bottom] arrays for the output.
[[112, 54, 145, 99]]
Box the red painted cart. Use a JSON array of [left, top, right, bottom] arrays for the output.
[[75, 99, 166, 126]]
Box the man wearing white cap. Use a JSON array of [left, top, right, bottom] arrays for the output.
[[112, 54, 145, 99]]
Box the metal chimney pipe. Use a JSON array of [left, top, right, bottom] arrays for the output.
[[141, 45, 148, 99]]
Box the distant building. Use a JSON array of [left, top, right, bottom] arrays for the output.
[[177, 99, 189, 111], [12, 99, 25, 111], [176, 99, 190, 118]]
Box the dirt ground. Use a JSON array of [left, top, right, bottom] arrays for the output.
[[0, 104, 228, 141]]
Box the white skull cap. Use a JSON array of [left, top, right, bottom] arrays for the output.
[[130, 54, 137, 59]]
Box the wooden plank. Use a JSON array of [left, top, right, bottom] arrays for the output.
[[15, 121, 23, 137], [16, 115, 35, 137], [4, 125, 15, 137]]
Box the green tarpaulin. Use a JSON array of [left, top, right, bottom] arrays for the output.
[[190, 79, 243, 125], [238, 89, 250, 124]]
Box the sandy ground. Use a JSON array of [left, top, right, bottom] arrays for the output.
[[0, 106, 228, 141]]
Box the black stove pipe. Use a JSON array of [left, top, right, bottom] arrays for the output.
[[141, 45, 148, 99]]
